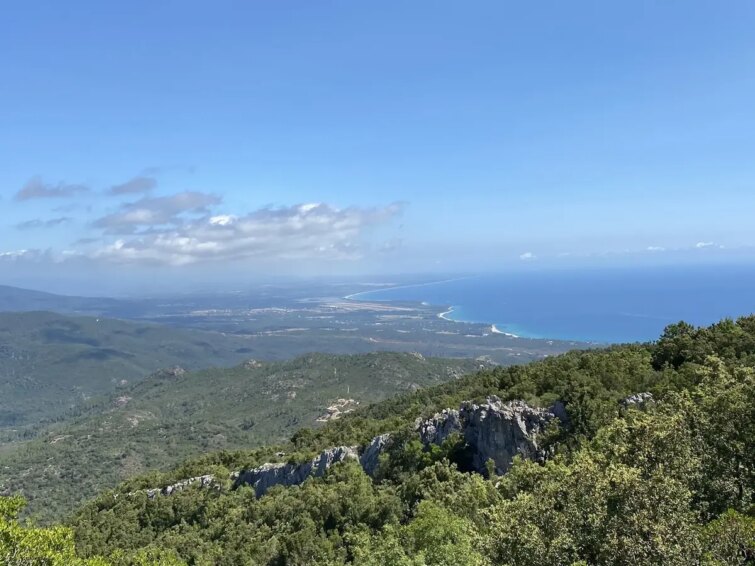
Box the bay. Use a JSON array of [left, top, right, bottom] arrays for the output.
[[351, 264, 755, 343]]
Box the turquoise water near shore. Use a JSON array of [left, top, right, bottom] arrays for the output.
[[351, 265, 755, 343]]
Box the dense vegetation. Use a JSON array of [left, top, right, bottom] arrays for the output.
[[0, 352, 483, 522], [0, 311, 261, 428], [3, 317, 755, 564]]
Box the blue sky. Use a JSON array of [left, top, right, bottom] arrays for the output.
[[2, 1, 755, 292]]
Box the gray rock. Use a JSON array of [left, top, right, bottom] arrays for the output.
[[141, 398, 568, 501], [460, 397, 557, 476], [621, 392, 654, 407], [550, 400, 569, 423], [415, 409, 462, 445], [414, 396, 562, 476], [360, 433, 392, 477], [145, 474, 216, 499], [234, 445, 359, 496]]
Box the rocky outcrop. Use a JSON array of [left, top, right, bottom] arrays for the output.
[[146, 474, 216, 499], [460, 397, 557, 475], [234, 446, 359, 496], [621, 392, 654, 407], [415, 396, 564, 476], [416, 409, 462, 445], [359, 433, 392, 477], [140, 398, 567, 501]]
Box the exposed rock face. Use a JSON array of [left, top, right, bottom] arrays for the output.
[[621, 392, 654, 407], [360, 433, 392, 477], [460, 397, 557, 475], [415, 396, 563, 476], [140, 398, 567, 500], [234, 446, 359, 496], [146, 474, 216, 499], [416, 409, 462, 445]]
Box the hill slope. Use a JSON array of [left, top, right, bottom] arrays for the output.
[[55, 316, 755, 566], [0, 311, 261, 427], [0, 285, 121, 314], [0, 352, 486, 521]]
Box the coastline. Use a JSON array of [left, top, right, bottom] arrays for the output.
[[491, 324, 519, 338], [438, 307, 522, 339], [343, 275, 542, 341], [343, 276, 474, 301], [437, 307, 455, 321]]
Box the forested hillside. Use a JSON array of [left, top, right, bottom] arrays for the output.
[[3, 317, 754, 565], [0, 311, 259, 428], [0, 352, 484, 522]]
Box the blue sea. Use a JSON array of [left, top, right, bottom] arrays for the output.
[[353, 265, 755, 343]]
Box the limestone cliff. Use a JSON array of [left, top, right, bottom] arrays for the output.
[[233, 446, 359, 496], [141, 397, 566, 499]]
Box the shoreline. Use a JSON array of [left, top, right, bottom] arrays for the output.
[[491, 324, 519, 338], [343, 276, 474, 301], [343, 276, 549, 342], [439, 307, 521, 339], [437, 307, 455, 321]]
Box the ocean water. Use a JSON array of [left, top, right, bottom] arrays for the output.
[[352, 265, 755, 343]]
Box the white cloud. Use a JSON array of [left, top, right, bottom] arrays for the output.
[[695, 241, 714, 249], [91, 202, 404, 266], [519, 252, 536, 261], [646, 246, 665, 252], [209, 214, 236, 226], [0, 249, 32, 259], [0, 249, 51, 261], [94, 191, 221, 233]]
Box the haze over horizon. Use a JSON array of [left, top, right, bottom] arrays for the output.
[[3, 1, 755, 294]]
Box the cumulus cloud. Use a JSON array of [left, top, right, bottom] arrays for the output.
[[93, 191, 221, 233], [647, 246, 665, 252], [92, 202, 404, 266], [0, 248, 51, 261], [519, 252, 536, 261], [14, 177, 89, 201], [695, 241, 714, 249], [15, 217, 72, 230], [108, 175, 157, 196]]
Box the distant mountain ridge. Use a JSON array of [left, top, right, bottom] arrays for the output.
[[0, 285, 121, 314]]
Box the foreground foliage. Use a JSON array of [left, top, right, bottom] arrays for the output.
[[0, 496, 110, 565]]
